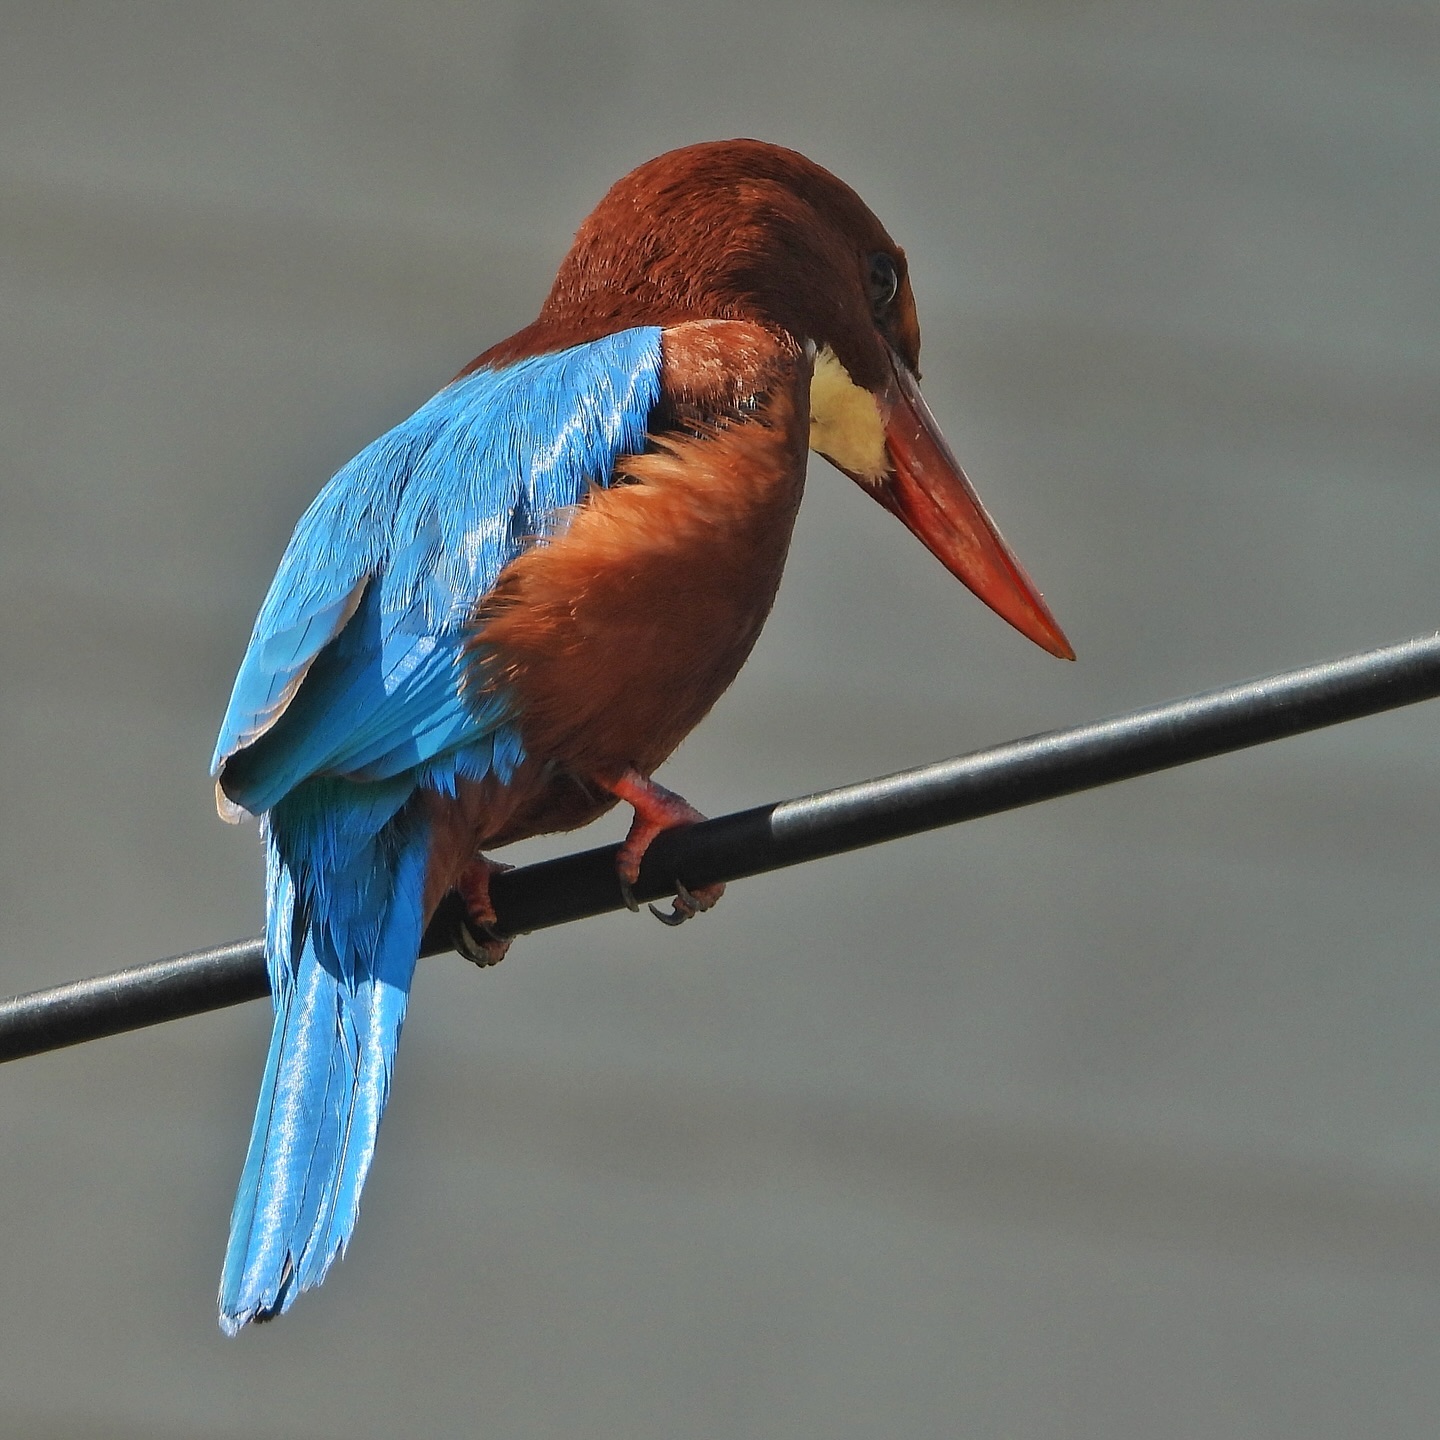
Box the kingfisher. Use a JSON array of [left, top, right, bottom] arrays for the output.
[[211, 139, 1073, 1333]]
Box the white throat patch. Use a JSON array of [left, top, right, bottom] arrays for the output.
[[807, 346, 889, 484]]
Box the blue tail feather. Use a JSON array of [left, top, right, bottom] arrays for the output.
[[211, 330, 667, 1329], [219, 780, 428, 1334]]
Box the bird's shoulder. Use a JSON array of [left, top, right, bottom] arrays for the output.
[[653, 319, 807, 433]]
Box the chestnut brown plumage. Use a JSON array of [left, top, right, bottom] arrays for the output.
[[470, 140, 920, 386], [436, 139, 1071, 946]]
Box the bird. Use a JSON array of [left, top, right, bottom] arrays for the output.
[[210, 139, 1073, 1333]]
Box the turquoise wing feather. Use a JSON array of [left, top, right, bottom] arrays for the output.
[[215, 328, 663, 1332]]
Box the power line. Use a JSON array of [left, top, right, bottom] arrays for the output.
[[3, 630, 1438, 1064]]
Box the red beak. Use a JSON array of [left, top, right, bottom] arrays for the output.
[[870, 355, 1075, 660]]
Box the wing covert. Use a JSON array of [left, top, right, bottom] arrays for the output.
[[213, 327, 664, 818]]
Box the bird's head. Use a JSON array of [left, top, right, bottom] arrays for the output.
[[501, 140, 1073, 660]]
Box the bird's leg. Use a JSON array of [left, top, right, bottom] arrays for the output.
[[454, 854, 514, 967], [600, 767, 725, 925]]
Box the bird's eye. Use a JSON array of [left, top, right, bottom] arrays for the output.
[[867, 252, 899, 314]]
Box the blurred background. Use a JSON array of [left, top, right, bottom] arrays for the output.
[[3, 1, 1439, 1435]]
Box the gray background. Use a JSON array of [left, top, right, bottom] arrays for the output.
[[3, 2, 1439, 1435]]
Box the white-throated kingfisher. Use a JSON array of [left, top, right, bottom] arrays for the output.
[[211, 140, 1072, 1333]]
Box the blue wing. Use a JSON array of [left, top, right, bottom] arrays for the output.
[[213, 326, 664, 813], [215, 327, 664, 1332]]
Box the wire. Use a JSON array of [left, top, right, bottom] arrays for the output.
[[3, 630, 1438, 1064]]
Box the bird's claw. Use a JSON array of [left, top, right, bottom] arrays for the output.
[[647, 879, 723, 927], [604, 771, 722, 924], [455, 855, 514, 967], [455, 916, 510, 968]]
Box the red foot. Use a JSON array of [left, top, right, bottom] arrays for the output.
[[455, 855, 514, 967], [601, 768, 725, 924]]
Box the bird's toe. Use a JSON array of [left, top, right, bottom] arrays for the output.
[[456, 917, 511, 968], [648, 878, 724, 926]]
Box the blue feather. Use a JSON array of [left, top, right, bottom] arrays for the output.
[[215, 328, 664, 1332], [213, 328, 664, 801], [220, 779, 420, 1332]]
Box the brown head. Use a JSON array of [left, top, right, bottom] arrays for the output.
[[486, 140, 917, 387], [479, 140, 1073, 659]]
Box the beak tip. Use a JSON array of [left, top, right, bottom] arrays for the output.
[[1023, 615, 1076, 662], [879, 356, 1077, 666], [989, 582, 1074, 662]]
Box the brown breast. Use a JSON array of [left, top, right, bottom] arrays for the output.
[[467, 321, 811, 807]]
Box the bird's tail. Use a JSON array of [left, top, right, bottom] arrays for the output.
[[218, 778, 428, 1334]]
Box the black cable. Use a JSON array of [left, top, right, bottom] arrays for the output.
[[3, 630, 1438, 1064]]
